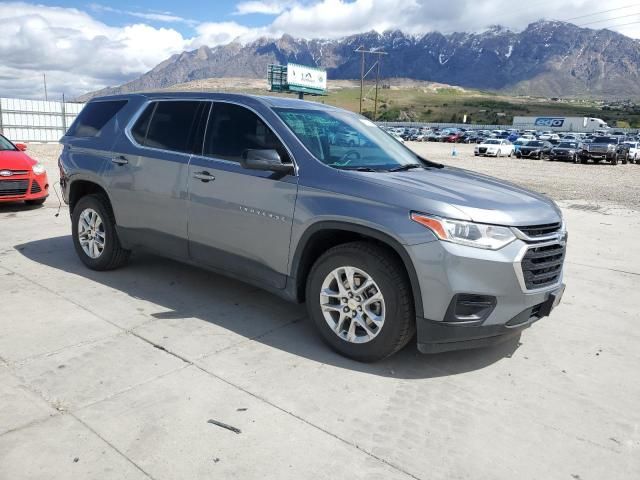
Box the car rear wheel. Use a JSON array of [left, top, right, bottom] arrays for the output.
[[306, 242, 415, 362], [72, 194, 130, 271]]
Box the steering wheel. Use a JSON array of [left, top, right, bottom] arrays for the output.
[[336, 149, 361, 166]]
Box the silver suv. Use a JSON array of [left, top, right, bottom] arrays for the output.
[[59, 93, 567, 361]]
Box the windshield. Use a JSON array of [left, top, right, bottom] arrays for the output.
[[594, 137, 616, 143], [527, 141, 543, 147], [0, 135, 17, 151], [274, 108, 422, 170], [558, 142, 578, 148], [484, 139, 500, 145]]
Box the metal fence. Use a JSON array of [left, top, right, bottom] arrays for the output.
[[377, 121, 638, 134], [0, 97, 85, 143]]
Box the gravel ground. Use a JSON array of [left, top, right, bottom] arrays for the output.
[[23, 141, 640, 211]]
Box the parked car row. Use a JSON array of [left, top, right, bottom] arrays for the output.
[[379, 125, 640, 166]]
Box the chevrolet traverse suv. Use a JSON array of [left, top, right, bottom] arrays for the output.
[[59, 93, 567, 361]]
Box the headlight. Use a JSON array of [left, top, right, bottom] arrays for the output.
[[411, 213, 517, 250], [32, 163, 46, 175]]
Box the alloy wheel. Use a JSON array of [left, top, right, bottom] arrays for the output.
[[78, 208, 105, 259], [319, 266, 385, 344]]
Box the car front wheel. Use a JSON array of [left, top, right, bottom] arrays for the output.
[[306, 242, 415, 362], [72, 194, 130, 271]]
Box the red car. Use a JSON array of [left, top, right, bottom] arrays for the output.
[[0, 134, 48, 205], [444, 132, 463, 143]]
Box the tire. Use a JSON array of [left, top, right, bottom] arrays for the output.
[[516, 152, 522, 159], [611, 155, 618, 165], [580, 156, 588, 164], [622, 154, 628, 165], [573, 154, 578, 164], [71, 194, 130, 271], [25, 198, 46, 206], [305, 242, 415, 362]]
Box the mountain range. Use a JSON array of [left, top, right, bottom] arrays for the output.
[[82, 21, 640, 99]]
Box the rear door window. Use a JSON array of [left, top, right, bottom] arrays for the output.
[[68, 100, 127, 137], [133, 100, 209, 154]]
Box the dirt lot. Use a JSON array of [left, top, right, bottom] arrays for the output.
[[1, 141, 639, 479], [25, 141, 640, 212]]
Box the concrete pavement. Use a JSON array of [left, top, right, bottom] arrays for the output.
[[0, 200, 639, 480]]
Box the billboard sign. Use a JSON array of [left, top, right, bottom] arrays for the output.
[[286, 63, 327, 94], [534, 117, 565, 128]]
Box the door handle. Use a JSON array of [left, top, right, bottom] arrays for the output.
[[193, 171, 216, 182], [111, 155, 128, 165]]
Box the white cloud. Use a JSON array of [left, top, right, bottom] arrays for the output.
[[234, 1, 290, 15], [0, 1, 638, 99], [192, 21, 262, 47], [89, 4, 197, 26], [0, 2, 190, 98]]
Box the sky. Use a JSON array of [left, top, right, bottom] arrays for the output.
[[1, 0, 639, 98]]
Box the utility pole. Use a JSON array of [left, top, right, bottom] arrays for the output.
[[373, 57, 381, 120], [354, 47, 387, 118], [358, 47, 365, 114], [43, 73, 48, 101]]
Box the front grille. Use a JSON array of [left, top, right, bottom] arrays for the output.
[[479, 147, 487, 153], [521, 243, 565, 290], [0, 179, 29, 197], [0, 170, 29, 176], [517, 222, 561, 238], [30, 181, 42, 194]]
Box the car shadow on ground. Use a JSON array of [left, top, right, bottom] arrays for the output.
[[0, 201, 46, 213], [15, 235, 521, 380]]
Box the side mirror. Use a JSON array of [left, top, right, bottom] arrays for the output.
[[241, 149, 294, 174], [15, 142, 27, 151]]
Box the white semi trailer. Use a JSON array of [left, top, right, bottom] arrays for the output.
[[512, 116, 609, 132]]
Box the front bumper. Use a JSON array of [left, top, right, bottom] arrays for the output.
[[406, 239, 565, 353], [518, 150, 542, 157], [0, 172, 49, 203]]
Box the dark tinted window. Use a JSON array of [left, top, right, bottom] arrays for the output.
[[143, 101, 208, 154], [204, 103, 289, 162], [69, 100, 127, 137], [0, 134, 16, 151], [131, 103, 155, 145]]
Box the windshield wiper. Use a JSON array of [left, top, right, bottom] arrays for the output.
[[330, 165, 381, 172], [388, 164, 424, 172]]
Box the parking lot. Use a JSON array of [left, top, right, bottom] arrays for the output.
[[1, 142, 639, 479]]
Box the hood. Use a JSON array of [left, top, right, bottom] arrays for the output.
[[353, 167, 562, 226], [0, 150, 36, 171]]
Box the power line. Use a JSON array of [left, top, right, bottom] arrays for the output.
[[594, 19, 640, 30], [577, 12, 640, 27], [563, 4, 638, 22]]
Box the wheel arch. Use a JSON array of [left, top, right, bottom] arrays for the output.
[[68, 178, 112, 216], [289, 221, 424, 318]]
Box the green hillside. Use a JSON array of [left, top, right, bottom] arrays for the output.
[[318, 87, 640, 127]]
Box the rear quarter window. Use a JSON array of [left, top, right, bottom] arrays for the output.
[[67, 100, 127, 138]]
